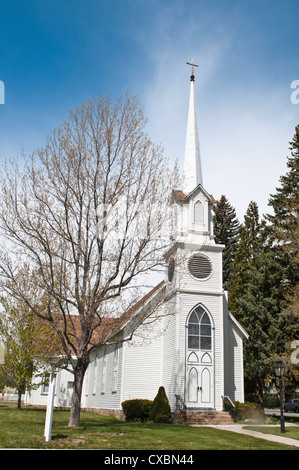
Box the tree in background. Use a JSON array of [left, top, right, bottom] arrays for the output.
[[213, 195, 239, 286], [0, 279, 61, 408], [0, 93, 177, 426], [266, 124, 299, 382], [227, 201, 291, 408], [267, 124, 299, 310]]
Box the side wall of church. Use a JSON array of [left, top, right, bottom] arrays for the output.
[[223, 308, 245, 403], [161, 297, 178, 410], [82, 340, 124, 411], [120, 316, 163, 403]]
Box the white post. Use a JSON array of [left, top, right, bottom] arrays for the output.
[[44, 373, 56, 442]]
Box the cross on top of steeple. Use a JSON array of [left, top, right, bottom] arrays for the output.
[[186, 58, 199, 81]]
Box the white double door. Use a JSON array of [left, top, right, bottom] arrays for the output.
[[186, 351, 213, 408]]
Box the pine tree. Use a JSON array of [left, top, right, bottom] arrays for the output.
[[228, 202, 289, 408], [213, 195, 239, 286], [266, 125, 299, 383], [267, 124, 299, 307], [267, 124, 299, 239], [227, 201, 260, 316]]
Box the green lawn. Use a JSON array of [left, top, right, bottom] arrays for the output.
[[0, 403, 297, 450], [245, 424, 299, 441]]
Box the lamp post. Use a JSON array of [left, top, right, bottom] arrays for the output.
[[274, 359, 285, 434]]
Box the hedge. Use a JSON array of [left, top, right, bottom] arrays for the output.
[[121, 399, 153, 421]]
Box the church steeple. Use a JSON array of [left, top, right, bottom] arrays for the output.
[[183, 59, 203, 194]]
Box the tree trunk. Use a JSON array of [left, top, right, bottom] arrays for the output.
[[68, 360, 88, 427], [255, 378, 264, 411], [17, 388, 22, 409]]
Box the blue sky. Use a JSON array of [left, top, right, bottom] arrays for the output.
[[0, 0, 298, 219]]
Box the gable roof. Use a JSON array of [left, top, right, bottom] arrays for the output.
[[104, 280, 166, 341], [49, 281, 166, 355], [173, 186, 216, 204]]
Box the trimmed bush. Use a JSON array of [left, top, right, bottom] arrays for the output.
[[232, 401, 264, 422], [121, 399, 153, 421], [150, 386, 171, 423]]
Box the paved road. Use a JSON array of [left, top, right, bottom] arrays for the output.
[[265, 408, 299, 418]]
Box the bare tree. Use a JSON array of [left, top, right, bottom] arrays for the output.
[[0, 93, 178, 426]]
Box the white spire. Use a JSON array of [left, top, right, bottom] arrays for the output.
[[183, 60, 203, 194]]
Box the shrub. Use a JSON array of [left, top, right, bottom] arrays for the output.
[[232, 401, 264, 422], [121, 399, 153, 421], [150, 386, 171, 423]]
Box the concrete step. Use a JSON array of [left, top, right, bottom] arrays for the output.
[[185, 410, 235, 425]]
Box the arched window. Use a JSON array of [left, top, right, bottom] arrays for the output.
[[187, 306, 212, 351], [194, 200, 204, 225]]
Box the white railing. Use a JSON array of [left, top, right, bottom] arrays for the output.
[[221, 395, 236, 410]]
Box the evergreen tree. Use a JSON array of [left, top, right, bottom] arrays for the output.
[[150, 386, 171, 423], [266, 125, 299, 383], [227, 201, 260, 316], [228, 202, 289, 408], [267, 124, 299, 239], [213, 195, 239, 286], [267, 124, 299, 308]]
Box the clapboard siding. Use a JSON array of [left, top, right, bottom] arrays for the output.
[[161, 300, 177, 409], [82, 341, 123, 410], [178, 248, 223, 294], [25, 365, 74, 408], [121, 317, 163, 401]]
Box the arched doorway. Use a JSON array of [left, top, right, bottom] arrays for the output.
[[186, 305, 214, 408]]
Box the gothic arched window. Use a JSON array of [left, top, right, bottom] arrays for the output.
[[187, 307, 212, 351], [194, 200, 204, 225]]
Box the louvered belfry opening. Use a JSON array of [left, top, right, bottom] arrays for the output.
[[188, 253, 212, 279]]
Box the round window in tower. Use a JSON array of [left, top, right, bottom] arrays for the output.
[[188, 253, 212, 280], [168, 258, 175, 283]]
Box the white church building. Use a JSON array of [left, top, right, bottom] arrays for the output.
[[26, 64, 248, 421]]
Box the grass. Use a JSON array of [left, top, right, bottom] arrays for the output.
[[245, 414, 299, 441], [0, 403, 298, 450]]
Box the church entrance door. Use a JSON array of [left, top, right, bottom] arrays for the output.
[[186, 306, 214, 409]]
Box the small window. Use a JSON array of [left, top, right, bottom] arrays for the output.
[[41, 374, 50, 395], [112, 345, 119, 392], [101, 349, 107, 394], [194, 200, 204, 225], [41, 373, 56, 395], [92, 355, 98, 395], [168, 258, 175, 282]]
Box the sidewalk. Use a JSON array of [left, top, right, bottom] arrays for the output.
[[193, 423, 299, 448]]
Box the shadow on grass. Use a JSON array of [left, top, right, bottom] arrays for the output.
[[51, 434, 68, 439]]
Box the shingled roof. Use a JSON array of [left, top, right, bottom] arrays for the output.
[[49, 281, 166, 356]]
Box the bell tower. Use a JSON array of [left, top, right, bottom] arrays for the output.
[[164, 61, 226, 411]]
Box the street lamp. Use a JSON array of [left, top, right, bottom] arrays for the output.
[[274, 358, 285, 433]]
